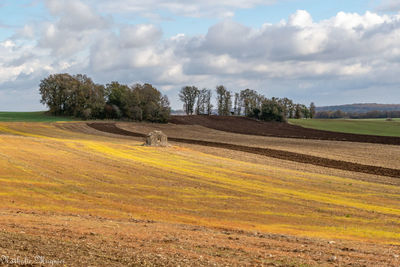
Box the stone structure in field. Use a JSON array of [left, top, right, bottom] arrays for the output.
[[145, 130, 168, 147]]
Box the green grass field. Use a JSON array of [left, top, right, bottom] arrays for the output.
[[290, 118, 400, 137], [0, 112, 75, 122]]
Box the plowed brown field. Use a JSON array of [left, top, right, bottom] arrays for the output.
[[1, 210, 399, 266]]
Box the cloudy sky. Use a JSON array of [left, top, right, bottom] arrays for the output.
[[1, 0, 400, 111]]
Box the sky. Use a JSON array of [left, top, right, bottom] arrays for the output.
[[1, 0, 400, 111]]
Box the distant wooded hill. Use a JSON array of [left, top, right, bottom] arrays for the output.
[[316, 103, 400, 113]]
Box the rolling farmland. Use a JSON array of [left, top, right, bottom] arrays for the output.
[[0, 119, 399, 265], [3, 0, 400, 265]]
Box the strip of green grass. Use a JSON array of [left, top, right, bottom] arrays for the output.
[[289, 118, 400, 137], [0, 112, 75, 122]]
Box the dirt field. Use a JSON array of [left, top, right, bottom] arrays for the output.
[[170, 115, 400, 145], [1, 210, 399, 266], [0, 121, 400, 266]]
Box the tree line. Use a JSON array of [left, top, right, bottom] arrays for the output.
[[316, 110, 400, 119], [39, 73, 170, 122], [179, 85, 315, 122], [39, 74, 316, 123]]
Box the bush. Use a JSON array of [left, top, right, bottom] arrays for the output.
[[259, 100, 286, 122], [82, 108, 92, 120]]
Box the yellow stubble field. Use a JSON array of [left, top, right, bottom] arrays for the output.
[[0, 122, 399, 245]]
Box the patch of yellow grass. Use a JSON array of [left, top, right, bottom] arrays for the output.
[[0, 122, 399, 244]]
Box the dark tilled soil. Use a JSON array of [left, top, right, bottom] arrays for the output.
[[87, 123, 400, 178], [170, 115, 400, 146]]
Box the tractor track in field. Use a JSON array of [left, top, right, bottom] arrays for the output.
[[87, 122, 400, 179]]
